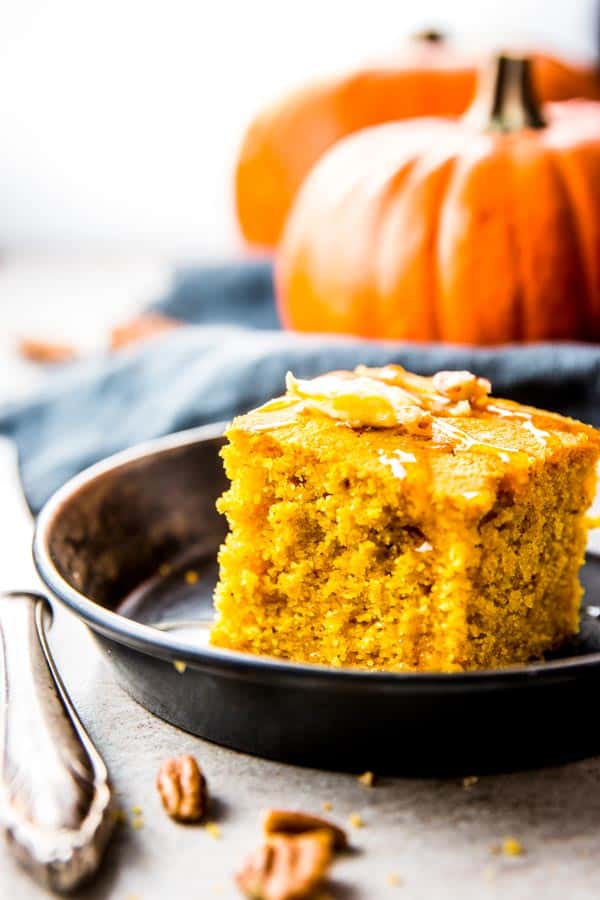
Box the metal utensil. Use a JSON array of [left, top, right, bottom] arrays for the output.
[[0, 439, 114, 892]]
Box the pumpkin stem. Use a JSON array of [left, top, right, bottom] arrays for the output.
[[465, 54, 546, 132]]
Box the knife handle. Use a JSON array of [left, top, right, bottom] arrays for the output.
[[0, 592, 114, 892]]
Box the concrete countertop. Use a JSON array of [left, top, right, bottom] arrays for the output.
[[2, 254, 600, 899]]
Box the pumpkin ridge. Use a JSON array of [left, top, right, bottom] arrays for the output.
[[419, 147, 462, 341], [548, 138, 600, 339], [508, 135, 588, 340], [546, 148, 592, 339], [366, 157, 421, 338], [503, 141, 526, 342], [435, 137, 521, 343], [371, 127, 465, 341]]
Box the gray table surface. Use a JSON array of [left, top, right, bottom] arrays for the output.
[[3, 254, 600, 900]]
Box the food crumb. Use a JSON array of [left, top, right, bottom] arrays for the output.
[[132, 806, 142, 816], [462, 776, 479, 789], [132, 817, 144, 831], [173, 660, 187, 674], [185, 570, 199, 585], [387, 872, 402, 886], [205, 822, 221, 839], [321, 801, 332, 812], [501, 837, 524, 857], [349, 813, 364, 829], [158, 563, 171, 577], [358, 771, 375, 787]]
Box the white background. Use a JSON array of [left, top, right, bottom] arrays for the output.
[[0, 0, 597, 258]]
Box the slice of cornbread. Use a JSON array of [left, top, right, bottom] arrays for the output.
[[211, 367, 600, 671]]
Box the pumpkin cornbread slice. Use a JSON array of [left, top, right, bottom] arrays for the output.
[[211, 367, 600, 672]]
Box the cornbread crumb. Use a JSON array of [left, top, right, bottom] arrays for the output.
[[483, 865, 497, 881], [462, 776, 479, 789], [358, 771, 375, 787], [173, 660, 187, 674], [185, 569, 199, 585], [132, 805, 142, 816], [158, 563, 172, 577], [212, 366, 600, 672], [205, 822, 221, 839], [501, 837, 524, 857], [322, 801, 332, 812], [387, 872, 402, 886], [132, 817, 144, 830], [349, 813, 364, 829]]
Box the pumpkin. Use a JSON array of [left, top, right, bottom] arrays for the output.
[[276, 55, 600, 344], [236, 34, 600, 248]]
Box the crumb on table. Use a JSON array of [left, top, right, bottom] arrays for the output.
[[205, 822, 221, 839], [501, 837, 524, 857], [358, 771, 375, 787]]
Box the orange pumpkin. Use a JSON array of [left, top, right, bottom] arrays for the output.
[[236, 35, 600, 249], [277, 55, 600, 345]]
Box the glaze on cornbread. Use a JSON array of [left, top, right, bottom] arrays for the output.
[[211, 366, 600, 671]]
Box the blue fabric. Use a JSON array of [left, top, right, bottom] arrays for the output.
[[3, 260, 600, 513]]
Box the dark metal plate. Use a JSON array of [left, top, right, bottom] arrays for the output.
[[33, 424, 600, 776]]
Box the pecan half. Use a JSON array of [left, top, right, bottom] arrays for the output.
[[18, 337, 78, 364], [263, 809, 347, 851], [110, 313, 180, 350], [156, 754, 207, 822], [236, 831, 333, 900]]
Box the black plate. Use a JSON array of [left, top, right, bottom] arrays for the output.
[[33, 424, 600, 776]]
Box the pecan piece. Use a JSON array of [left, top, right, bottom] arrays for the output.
[[236, 830, 333, 900], [110, 313, 180, 350], [432, 370, 491, 405], [263, 809, 347, 851], [18, 337, 78, 364], [156, 754, 207, 822]]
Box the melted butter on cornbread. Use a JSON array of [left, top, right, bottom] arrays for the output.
[[246, 365, 566, 471]]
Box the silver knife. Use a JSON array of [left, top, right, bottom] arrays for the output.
[[0, 437, 114, 892]]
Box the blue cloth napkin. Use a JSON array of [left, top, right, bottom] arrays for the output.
[[3, 259, 600, 513]]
